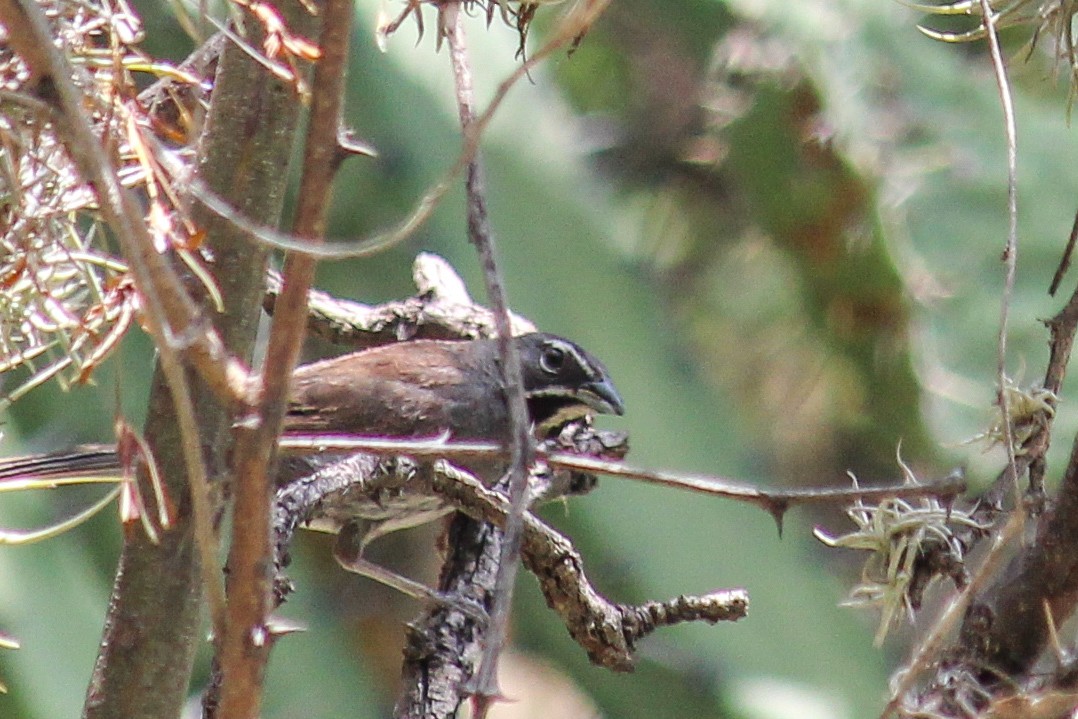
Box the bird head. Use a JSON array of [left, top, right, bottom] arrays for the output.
[[515, 333, 625, 433]]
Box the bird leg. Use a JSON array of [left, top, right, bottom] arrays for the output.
[[331, 519, 488, 623]]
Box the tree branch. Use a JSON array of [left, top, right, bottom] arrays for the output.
[[216, 0, 352, 715], [443, 5, 532, 708], [79, 15, 310, 718]]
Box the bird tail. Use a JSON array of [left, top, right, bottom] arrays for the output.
[[0, 445, 122, 482]]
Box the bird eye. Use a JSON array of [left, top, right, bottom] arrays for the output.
[[539, 345, 567, 374]]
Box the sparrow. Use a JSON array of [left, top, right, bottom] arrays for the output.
[[285, 331, 624, 441], [0, 332, 624, 504]]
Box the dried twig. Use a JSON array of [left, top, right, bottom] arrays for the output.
[[977, 0, 1021, 522], [427, 460, 748, 671], [3, 0, 233, 659], [1049, 209, 1078, 296], [215, 0, 353, 716], [268, 423, 748, 679], [278, 435, 967, 518], [442, 4, 531, 709], [182, 0, 610, 261]]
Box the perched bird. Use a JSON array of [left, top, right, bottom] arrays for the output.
[[1, 332, 625, 602], [285, 331, 624, 442], [280, 332, 623, 544], [0, 331, 624, 509]]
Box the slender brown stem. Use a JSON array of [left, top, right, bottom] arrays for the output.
[[185, 1, 610, 262], [980, 0, 1021, 517], [443, 7, 532, 708], [216, 1, 353, 716], [5, 1, 248, 407], [1049, 209, 1078, 296]]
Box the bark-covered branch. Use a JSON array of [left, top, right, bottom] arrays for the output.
[[260, 255, 748, 719], [85, 11, 310, 717]]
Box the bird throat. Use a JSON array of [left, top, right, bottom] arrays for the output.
[[526, 395, 594, 437]]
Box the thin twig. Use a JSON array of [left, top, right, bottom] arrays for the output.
[[7, 0, 229, 638], [1049, 208, 1078, 296], [0, 432, 966, 517], [980, 0, 1021, 508], [276, 435, 966, 514], [181, 0, 610, 261], [443, 4, 530, 708], [216, 0, 353, 716]]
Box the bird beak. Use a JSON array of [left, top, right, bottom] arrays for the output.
[[580, 377, 626, 416]]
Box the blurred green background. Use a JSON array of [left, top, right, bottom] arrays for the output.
[[4, 0, 1078, 717]]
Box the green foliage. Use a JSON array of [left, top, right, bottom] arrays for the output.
[[5, 0, 1078, 717]]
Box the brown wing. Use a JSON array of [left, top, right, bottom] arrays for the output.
[[284, 340, 488, 439]]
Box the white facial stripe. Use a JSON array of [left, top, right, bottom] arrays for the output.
[[546, 340, 599, 381]]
